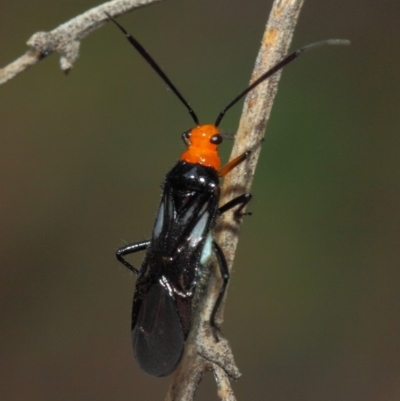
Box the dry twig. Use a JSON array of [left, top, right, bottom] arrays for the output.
[[0, 0, 163, 85]]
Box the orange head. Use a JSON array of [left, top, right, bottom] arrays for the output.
[[180, 124, 222, 170]]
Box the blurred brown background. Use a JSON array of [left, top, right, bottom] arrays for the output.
[[0, 0, 399, 400]]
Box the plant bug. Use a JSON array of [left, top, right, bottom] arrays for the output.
[[107, 14, 348, 377]]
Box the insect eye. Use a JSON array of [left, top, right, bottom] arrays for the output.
[[182, 130, 192, 145], [210, 134, 223, 145]]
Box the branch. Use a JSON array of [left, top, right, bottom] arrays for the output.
[[0, 0, 163, 85], [166, 0, 305, 400]]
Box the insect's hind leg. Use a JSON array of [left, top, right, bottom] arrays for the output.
[[116, 240, 151, 274], [209, 194, 252, 337], [219, 193, 252, 218], [210, 240, 230, 338]]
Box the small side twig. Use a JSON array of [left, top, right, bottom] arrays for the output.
[[166, 0, 305, 400], [0, 0, 163, 85]]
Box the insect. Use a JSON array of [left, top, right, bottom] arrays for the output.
[[107, 14, 348, 377]]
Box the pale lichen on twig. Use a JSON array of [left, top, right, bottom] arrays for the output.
[[0, 0, 163, 85]]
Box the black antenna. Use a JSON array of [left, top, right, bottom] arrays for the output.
[[214, 39, 350, 127], [106, 13, 200, 126]]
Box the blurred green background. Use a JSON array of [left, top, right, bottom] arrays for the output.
[[1, 0, 399, 400]]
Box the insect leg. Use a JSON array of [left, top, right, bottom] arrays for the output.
[[219, 193, 252, 217], [210, 241, 230, 334], [218, 150, 250, 177], [116, 240, 150, 274]]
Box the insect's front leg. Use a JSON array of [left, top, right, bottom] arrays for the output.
[[116, 240, 151, 274], [218, 150, 250, 177]]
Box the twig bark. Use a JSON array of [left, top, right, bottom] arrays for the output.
[[0, 0, 163, 85], [166, 0, 305, 400]]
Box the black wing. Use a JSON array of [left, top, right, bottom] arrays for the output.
[[132, 281, 185, 377], [131, 162, 220, 376]]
